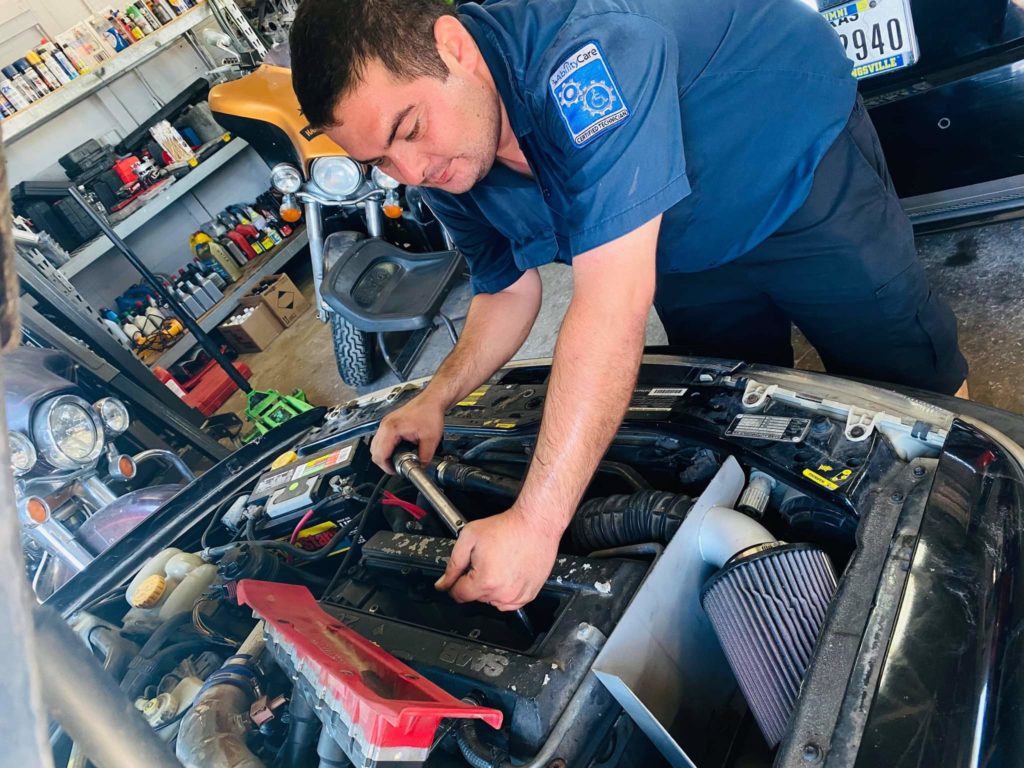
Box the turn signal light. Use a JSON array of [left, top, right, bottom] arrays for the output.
[[26, 497, 49, 524], [118, 454, 137, 479], [280, 203, 302, 223]]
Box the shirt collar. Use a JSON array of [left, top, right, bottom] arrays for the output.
[[458, 4, 534, 139]]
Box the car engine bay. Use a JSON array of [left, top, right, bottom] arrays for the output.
[[53, 359, 954, 768]]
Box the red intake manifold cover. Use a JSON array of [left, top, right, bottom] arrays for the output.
[[236, 580, 503, 752]]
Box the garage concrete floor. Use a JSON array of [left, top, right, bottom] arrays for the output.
[[217, 217, 1024, 422]]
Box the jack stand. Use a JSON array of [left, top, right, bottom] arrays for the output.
[[243, 388, 315, 442]]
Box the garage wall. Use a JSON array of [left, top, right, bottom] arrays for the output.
[[1, 0, 273, 307]]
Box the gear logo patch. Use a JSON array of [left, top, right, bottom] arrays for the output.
[[549, 42, 630, 147]]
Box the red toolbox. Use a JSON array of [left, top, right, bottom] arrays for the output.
[[179, 359, 252, 417]]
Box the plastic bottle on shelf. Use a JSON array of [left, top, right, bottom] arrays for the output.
[[194, 258, 227, 290], [191, 232, 242, 281], [145, 303, 166, 327], [133, 301, 160, 334], [146, 0, 173, 25], [121, 314, 145, 345], [191, 267, 224, 305], [125, 5, 155, 34], [100, 308, 134, 348]]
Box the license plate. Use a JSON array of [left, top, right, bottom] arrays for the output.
[[821, 0, 920, 80]]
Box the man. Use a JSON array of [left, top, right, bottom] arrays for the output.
[[290, 0, 968, 611]]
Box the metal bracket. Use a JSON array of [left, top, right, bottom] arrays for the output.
[[740, 379, 779, 411]]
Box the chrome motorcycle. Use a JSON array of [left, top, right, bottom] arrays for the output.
[[209, 44, 458, 388], [7, 346, 194, 600]]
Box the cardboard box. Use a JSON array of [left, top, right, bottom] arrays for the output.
[[246, 273, 308, 327], [218, 302, 283, 353]]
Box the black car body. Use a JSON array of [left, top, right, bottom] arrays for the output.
[[840, 0, 1024, 229], [43, 356, 1024, 767]]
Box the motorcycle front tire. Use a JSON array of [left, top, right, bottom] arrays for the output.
[[331, 313, 376, 387]]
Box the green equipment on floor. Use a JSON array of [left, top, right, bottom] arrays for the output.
[[243, 388, 315, 442]]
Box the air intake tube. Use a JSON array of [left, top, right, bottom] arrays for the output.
[[570, 490, 695, 551]]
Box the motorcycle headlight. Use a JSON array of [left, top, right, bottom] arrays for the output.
[[311, 156, 363, 197], [10, 432, 37, 476], [371, 166, 401, 190], [33, 395, 105, 470], [94, 397, 130, 435], [270, 163, 303, 194]]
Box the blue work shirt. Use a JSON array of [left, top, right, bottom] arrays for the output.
[[422, 0, 858, 295]]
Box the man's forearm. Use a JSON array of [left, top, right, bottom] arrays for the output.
[[514, 289, 648, 530], [421, 270, 541, 409]]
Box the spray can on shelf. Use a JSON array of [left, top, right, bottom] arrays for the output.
[[0, 76, 29, 110], [24, 51, 61, 90], [39, 40, 78, 80], [27, 49, 68, 88], [14, 59, 50, 98], [2, 65, 36, 103]]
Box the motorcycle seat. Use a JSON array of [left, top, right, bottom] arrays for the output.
[[321, 236, 463, 333]]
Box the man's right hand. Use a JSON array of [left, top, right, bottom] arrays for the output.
[[370, 392, 448, 473]]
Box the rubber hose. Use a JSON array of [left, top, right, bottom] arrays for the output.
[[570, 491, 694, 551], [455, 720, 507, 768], [121, 639, 211, 699], [280, 692, 320, 768]]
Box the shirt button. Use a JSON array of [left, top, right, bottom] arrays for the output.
[[542, 188, 551, 199]]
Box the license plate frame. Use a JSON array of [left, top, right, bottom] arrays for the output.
[[821, 0, 920, 80]]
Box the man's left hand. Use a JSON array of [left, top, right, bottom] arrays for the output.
[[434, 506, 561, 611]]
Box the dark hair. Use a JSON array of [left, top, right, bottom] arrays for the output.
[[290, 0, 456, 128]]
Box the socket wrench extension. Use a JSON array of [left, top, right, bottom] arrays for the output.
[[392, 446, 535, 636]]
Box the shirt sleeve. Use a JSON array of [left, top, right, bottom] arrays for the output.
[[420, 189, 525, 295], [532, 13, 691, 256]]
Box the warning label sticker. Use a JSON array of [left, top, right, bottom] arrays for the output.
[[725, 414, 810, 442], [629, 387, 688, 412]]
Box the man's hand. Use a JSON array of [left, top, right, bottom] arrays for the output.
[[434, 506, 561, 611], [370, 393, 447, 473]]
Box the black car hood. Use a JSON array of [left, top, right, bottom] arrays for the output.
[[3, 347, 78, 434]]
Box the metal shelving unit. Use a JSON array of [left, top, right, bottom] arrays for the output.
[[1, 3, 213, 144], [150, 227, 309, 369], [60, 138, 250, 277]]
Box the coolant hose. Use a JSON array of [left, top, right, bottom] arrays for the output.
[[176, 622, 266, 768], [456, 719, 504, 768], [570, 490, 695, 551]]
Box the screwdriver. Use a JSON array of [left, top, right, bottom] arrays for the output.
[[392, 446, 536, 637]]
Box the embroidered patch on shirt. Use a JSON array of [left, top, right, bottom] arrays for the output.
[[549, 42, 631, 148]]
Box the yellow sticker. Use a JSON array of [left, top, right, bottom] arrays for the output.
[[818, 464, 834, 472], [831, 468, 853, 483], [482, 419, 517, 429], [456, 386, 490, 407], [803, 468, 839, 491]]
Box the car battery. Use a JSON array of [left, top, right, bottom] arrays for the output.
[[250, 439, 371, 528]]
